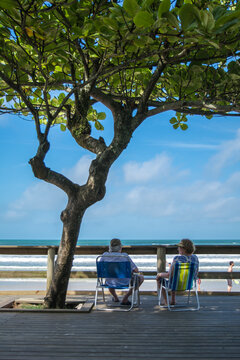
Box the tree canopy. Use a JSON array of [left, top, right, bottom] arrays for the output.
[[0, 0, 240, 308], [0, 0, 239, 138]]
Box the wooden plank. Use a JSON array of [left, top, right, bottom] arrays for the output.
[[78, 300, 94, 312], [0, 296, 94, 313], [0, 293, 239, 360], [0, 297, 15, 308]]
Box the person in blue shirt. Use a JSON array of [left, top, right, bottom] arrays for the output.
[[101, 238, 144, 305], [156, 238, 199, 305]]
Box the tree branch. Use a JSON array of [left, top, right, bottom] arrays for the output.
[[29, 156, 78, 196], [91, 88, 121, 114], [138, 57, 167, 114], [145, 100, 240, 118]]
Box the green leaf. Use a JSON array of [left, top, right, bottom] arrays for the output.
[[60, 124, 66, 131], [200, 11, 209, 29], [134, 11, 154, 28], [0, 98, 4, 106], [142, 0, 156, 10], [169, 117, 177, 124], [123, 0, 140, 17], [179, 4, 197, 30], [158, 0, 170, 19], [34, 89, 42, 98], [166, 13, 179, 30], [173, 123, 179, 129], [180, 123, 188, 130], [58, 93, 66, 102], [103, 18, 119, 31], [6, 95, 14, 102], [212, 6, 226, 21], [95, 121, 104, 131], [215, 9, 240, 28], [51, 97, 59, 107], [97, 112, 106, 120], [207, 40, 220, 49], [206, 115, 213, 120], [0, 0, 18, 9]]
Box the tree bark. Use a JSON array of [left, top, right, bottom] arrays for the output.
[[38, 109, 133, 308], [44, 196, 84, 308]]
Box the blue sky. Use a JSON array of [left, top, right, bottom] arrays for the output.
[[0, 106, 240, 241]]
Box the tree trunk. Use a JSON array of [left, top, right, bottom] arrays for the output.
[[44, 198, 85, 308], [39, 110, 133, 308]]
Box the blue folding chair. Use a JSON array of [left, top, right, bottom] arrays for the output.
[[158, 262, 200, 311], [95, 255, 139, 311]]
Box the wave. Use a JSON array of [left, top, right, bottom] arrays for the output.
[[0, 254, 239, 272]]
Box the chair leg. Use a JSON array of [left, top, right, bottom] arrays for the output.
[[133, 288, 140, 307], [165, 289, 172, 311], [158, 284, 161, 306], [195, 288, 200, 310], [131, 275, 140, 307], [101, 288, 105, 303], [137, 288, 140, 306], [165, 289, 200, 312], [94, 288, 98, 307], [158, 284, 168, 307]]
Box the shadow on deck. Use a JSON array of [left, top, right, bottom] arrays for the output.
[[0, 294, 240, 359]]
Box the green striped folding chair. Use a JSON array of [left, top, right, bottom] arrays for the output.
[[158, 262, 200, 311]]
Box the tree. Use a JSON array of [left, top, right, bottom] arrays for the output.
[[0, 0, 239, 308]]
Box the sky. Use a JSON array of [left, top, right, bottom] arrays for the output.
[[0, 105, 240, 241]]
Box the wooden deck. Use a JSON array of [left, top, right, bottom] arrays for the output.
[[0, 295, 240, 359]]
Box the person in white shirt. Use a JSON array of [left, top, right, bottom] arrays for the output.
[[101, 238, 144, 305], [227, 261, 235, 292]]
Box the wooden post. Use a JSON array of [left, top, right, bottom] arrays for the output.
[[46, 247, 55, 292], [157, 247, 166, 273]]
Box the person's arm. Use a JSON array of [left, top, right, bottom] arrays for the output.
[[156, 256, 178, 280], [126, 253, 139, 273], [156, 272, 169, 280]]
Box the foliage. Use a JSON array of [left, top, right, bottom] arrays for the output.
[[0, 0, 239, 137]]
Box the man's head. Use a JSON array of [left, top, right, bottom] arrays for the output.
[[109, 238, 122, 252], [230, 261, 235, 266], [176, 238, 196, 255]]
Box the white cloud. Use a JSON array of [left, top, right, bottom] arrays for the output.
[[123, 153, 172, 183], [226, 171, 240, 190], [64, 155, 94, 184], [4, 182, 66, 220], [159, 142, 219, 150], [4, 156, 94, 221], [93, 140, 240, 225], [183, 180, 224, 203], [121, 174, 240, 222], [207, 128, 240, 175], [125, 186, 176, 216]]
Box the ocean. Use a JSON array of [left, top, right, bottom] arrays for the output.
[[0, 239, 240, 273]]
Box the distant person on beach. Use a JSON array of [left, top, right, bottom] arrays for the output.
[[197, 278, 201, 291], [156, 238, 199, 306], [101, 238, 144, 305], [227, 261, 234, 292]]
